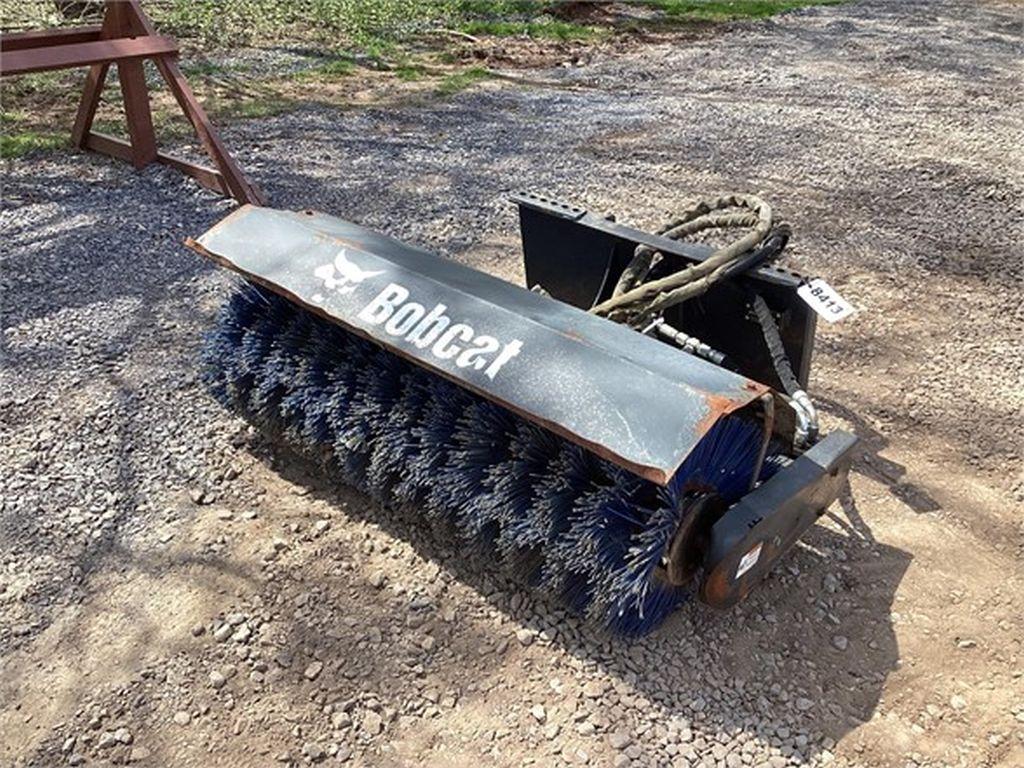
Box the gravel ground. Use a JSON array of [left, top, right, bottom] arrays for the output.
[[2, 1, 1022, 767]]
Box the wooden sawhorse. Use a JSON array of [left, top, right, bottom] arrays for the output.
[[0, 0, 265, 205]]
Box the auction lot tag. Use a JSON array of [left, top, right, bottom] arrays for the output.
[[798, 278, 854, 322]]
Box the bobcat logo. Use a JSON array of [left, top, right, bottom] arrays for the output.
[[314, 248, 384, 295]]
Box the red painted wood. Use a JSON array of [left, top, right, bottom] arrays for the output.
[[0, 26, 102, 52], [6, 0, 264, 205], [85, 132, 231, 196], [0, 36, 178, 76], [71, 62, 109, 148], [116, 58, 158, 168]]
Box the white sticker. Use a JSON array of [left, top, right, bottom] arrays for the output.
[[735, 542, 763, 579], [797, 278, 855, 323]]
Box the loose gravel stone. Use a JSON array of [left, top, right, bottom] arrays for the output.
[[274, 650, 293, 668], [609, 732, 632, 750], [331, 711, 352, 729], [130, 747, 152, 762], [361, 711, 384, 736], [302, 742, 325, 762], [96, 731, 117, 749]]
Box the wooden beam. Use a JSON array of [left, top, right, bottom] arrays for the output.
[[0, 36, 178, 76], [82, 131, 136, 161], [118, 0, 264, 204], [0, 26, 103, 52], [118, 0, 153, 37], [83, 132, 231, 196], [71, 62, 109, 148], [153, 57, 263, 204], [8, 0, 264, 206], [116, 58, 157, 167]]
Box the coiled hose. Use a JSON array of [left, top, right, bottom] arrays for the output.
[[588, 193, 816, 447], [590, 194, 774, 326]]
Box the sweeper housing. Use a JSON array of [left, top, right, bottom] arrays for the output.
[[189, 192, 857, 634]]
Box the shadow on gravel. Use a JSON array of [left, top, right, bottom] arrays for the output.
[[817, 394, 941, 516], [0, 164, 229, 333], [252, 436, 911, 764], [0, 274, 226, 656]]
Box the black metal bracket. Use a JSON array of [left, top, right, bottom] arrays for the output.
[[513, 192, 817, 391], [699, 429, 858, 608]]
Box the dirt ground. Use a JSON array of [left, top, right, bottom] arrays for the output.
[[1, 1, 1022, 767]]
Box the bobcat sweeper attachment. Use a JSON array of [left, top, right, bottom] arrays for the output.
[[188, 193, 857, 635]]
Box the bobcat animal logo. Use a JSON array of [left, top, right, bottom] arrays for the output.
[[314, 248, 384, 295]]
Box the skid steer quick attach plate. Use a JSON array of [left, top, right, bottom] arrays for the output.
[[188, 205, 770, 485]]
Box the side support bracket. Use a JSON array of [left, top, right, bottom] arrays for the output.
[[699, 430, 858, 608]]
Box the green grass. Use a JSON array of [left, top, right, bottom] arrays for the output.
[[436, 66, 492, 95], [292, 55, 358, 81], [180, 60, 252, 78], [1, 131, 66, 159], [459, 18, 604, 40], [3, 71, 68, 98], [219, 96, 293, 120], [90, 118, 124, 135], [1, 107, 65, 158], [642, 0, 843, 21], [0, 0, 845, 152], [319, 57, 357, 76], [147, 0, 460, 45], [454, 0, 539, 15], [359, 38, 401, 69], [395, 64, 426, 81]]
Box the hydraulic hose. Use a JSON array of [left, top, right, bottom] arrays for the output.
[[750, 293, 819, 447], [718, 224, 790, 281], [590, 194, 773, 326]]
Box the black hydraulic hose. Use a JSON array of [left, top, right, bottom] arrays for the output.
[[750, 293, 800, 396], [750, 293, 818, 445], [719, 224, 791, 281]]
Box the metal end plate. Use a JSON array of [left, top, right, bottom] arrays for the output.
[[700, 430, 859, 607]]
